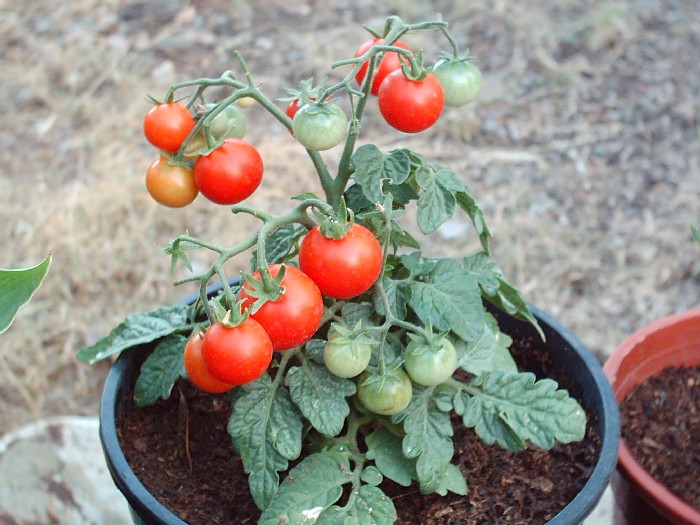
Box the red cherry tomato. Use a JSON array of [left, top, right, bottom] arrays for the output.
[[201, 319, 273, 385], [354, 38, 412, 96], [377, 70, 445, 133], [193, 138, 263, 205], [239, 265, 323, 351], [299, 224, 383, 300], [184, 332, 235, 393], [143, 102, 195, 153]]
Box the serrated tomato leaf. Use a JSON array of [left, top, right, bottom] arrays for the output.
[[365, 427, 416, 487], [286, 361, 356, 437], [415, 163, 464, 234], [134, 335, 186, 407], [258, 451, 352, 525], [228, 374, 303, 510], [77, 304, 191, 364], [0, 255, 51, 334]]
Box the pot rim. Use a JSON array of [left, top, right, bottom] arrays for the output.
[[99, 298, 619, 525], [603, 307, 700, 525]]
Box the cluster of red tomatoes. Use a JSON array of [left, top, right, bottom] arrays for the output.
[[183, 222, 384, 395], [143, 102, 262, 208]]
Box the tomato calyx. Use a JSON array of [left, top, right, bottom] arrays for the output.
[[210, 299, 251, 328], [239, 264, 287, 313], [396, 48, 430, 82], [316, 198, 354, 240]]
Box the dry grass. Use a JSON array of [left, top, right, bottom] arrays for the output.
[[1, 0, 698, 434]]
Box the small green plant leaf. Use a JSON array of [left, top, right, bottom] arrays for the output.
[[76, 304, 191, 364], [134, 335, 186, 407], [351, 145, 411, 204], [286, 361, 356, 437], [406, 256, 484, 341], [316, 485, 398, 525], [365, 427, 416, 487], [415, 163, 464, 234], [250, 224, 306, 269], [455, 324, 517, 376], [460, 371, 587, 450], [692, 224, 700, 243], [360, 466, 383, 486], [463, 253, 543, 339], [258, 451, 352, 525], [0, 255, 51, 334], [456, 191, 491, 253], [397, 386, 454, 494], [373, 275, 411, 320], [229, 374, 304, 510], [435, 463, 468, 496]]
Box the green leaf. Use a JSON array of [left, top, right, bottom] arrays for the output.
[[319, 485, 397, 525], [259, 451, 352, 525], [373, 276, 410, 320], [365, 427, 416, 487], [461, 371, 587, 450], [456, 191, 491, 253], [285, 361, 356, 437], [351, 145, 411, 204], [76, 304, 191, 364], [415, 163, 464, 234], [692, 224, 700, 243], [398, 386, 454, 493], [407, 257, 484, 341], [360, 466, 383, 486], [435, 463, 468, 496], [229, 374, 304, 510], [463, 253, 544, 340], [0, 255, 51, 334], [250, 224, 306, 269], [134, 335, 186, 407], [455, 324, 517, 376]]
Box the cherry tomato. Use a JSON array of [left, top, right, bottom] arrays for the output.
[[184, 332, 235, 393], [239, 265, 323, 351], [208, 104, 247, 139], [377, 70, 444, 133], [357, 368, 412, 415], [202, 319, 273, 385], [404, 337, 458, 386], [143, 102, 195, 153], [299, 224, 383, 300], [193, 138, 263, 205], [432, 59, 482, 107], [292, 103, 347, 151], [354, 38, 412, 96], [145, 157, 198, 208], [324, 332, 372, 378]]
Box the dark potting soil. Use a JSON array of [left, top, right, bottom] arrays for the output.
[[619, 365, 700, 511], [118, 335, 601, 525]]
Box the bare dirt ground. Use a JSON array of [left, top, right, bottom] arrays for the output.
[[1, 0, 698, 434]]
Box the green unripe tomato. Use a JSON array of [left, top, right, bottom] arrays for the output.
[[404, 337, 457, 386], [208, 104, 247, 140], [432, 60, 482, 107], [357, 368, 412, 415], [324, 332, 372, 378], [292, 103, 347, 151]]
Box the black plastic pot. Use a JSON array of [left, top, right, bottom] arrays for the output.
[[99, 297, 619, 525]]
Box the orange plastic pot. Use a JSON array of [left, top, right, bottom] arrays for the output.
[[603, 307, 700, 525]]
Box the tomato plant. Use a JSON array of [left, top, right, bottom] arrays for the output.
[[143, 102, 195, 153], [193, 138, 263, 205], [299, 223, 383, 299], [184, 332, 235, 393], [292, 102, 347, 151], [201, 319, 273, 385], [357, 368, 413, 415], [404, 337, 458, 386], [354, 38, 411, 95], [432, 58, 482, 107], [239, 264, 323, 351], [145, 157, 198, 208], [377, 69, 445, 133], [80, 16, 588, 525]]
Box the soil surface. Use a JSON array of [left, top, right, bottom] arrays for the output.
[[118, 334, 600, 525], [620, 365, 700, 511]]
